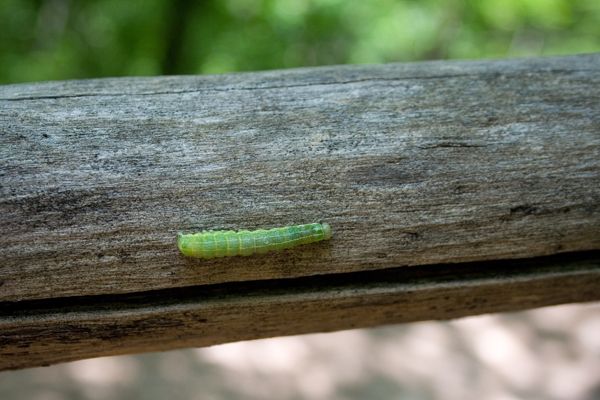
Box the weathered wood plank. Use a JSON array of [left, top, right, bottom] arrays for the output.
[[1, 251, 599, 371], [1, 54, 599, 301]]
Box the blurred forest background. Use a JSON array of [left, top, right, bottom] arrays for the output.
[[1, 0, 599, 84], [1, 1, 599, 400]]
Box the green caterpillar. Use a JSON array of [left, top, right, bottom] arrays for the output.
[[177, 222, 332, 259]]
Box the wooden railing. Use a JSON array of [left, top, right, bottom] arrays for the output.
[[1, 54, 599, 370]]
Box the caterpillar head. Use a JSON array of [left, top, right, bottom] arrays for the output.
[[321, 223, 332, 240]]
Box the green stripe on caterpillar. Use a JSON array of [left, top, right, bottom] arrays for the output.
[[177, 223, 332, 259]]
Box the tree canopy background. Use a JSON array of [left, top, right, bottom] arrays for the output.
[[1, 0, 599, 84]]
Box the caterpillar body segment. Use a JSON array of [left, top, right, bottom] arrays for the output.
[[177, 223, 332, 259]]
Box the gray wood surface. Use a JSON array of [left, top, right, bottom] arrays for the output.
[[1, 252, 599, 370], [1, 54, 600, 302]]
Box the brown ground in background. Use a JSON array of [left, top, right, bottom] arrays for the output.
[[1, 302, 598, 400]]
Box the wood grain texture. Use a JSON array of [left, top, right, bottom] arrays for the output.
[[1, 252, 599, 371], [1, 54, 600, 302]]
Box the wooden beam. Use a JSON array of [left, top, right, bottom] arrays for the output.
[[1, 54, 599, 302], [1, 251, 599, 371]]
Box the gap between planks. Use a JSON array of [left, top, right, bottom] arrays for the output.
[[1, 251, 599, 370]]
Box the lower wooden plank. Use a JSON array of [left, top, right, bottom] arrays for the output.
[[1, 251, 599, 371]]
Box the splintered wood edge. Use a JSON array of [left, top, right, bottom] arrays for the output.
[[1, 251, 599, 371]]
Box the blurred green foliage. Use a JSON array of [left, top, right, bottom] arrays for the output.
[[1, 0, 598, 83]]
